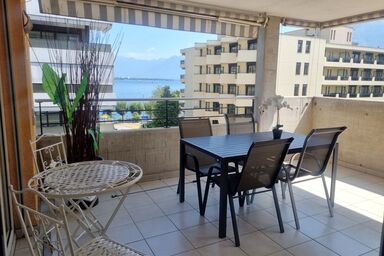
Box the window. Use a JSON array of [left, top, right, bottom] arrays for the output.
[[360, 86, 370, 97], [213, 84, 221, 93], [213, 102, 220, 112], [304, 63, 309, 75], [214, 46, 222, 55], [247, 62, 256, 73], [248, 39, 257, 50], [297, 40, 303, 53], [228, 84, 236, 95], [294, 84, 300, 96], [229, 43, 238, 53], [305, 41, 311, 53], [228, 64, 237, 74], [245, 107, 253, 114], [199, 100, 202, 109], [246, 85, 255, 96], [199, 83, 202, 91], [214, 65, 221, 74], [200, 49, 203, 56], [227, 104, 236, 114], [206, 84, 211, 92], [199, 66, 203, 74], [295, 62, 301, 75], [205, 102, 210, 111], [302, 84, 307, 96]]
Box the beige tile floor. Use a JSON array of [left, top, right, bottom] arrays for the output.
[[14, 165, 383, 256]]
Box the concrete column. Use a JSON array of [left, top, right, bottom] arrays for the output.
[[254, 16, 281, 131]]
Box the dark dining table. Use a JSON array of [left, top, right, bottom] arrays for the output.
[[179, 131, 339, 238]]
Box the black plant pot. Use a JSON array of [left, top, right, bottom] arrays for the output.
[[272, 128, 283, 139]]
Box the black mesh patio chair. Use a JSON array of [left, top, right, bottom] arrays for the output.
[[279, 126, 347, 230], [203, 138, 294, 247], [225, 113, 258, 135], [178, 118, 228, 215], [225, 113, 259, 204]]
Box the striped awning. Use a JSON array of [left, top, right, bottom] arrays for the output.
[[38, 0, 267, 38]]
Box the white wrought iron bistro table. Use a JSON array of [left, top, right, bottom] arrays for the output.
[[28, 160, 143, 234]]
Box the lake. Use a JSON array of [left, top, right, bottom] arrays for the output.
[[113, 78, 184, 99]]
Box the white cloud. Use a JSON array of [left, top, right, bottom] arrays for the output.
[[120, 48, 162, 60]]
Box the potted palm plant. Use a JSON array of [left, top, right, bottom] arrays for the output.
[[38, 23, 120, 163]]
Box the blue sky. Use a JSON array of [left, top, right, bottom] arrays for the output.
[[110, 19, 384, 61]]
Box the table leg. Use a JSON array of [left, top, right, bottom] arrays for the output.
[[179, 141, 185, 203], [330, 143, 339, 208], [102, 187, 131, 234], [219, 160, 228, 238]]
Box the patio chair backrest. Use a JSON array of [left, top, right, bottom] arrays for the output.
[[235, 138, 293, 193], [294, 126, 347, 178], [225, 113, 257, 135], [9, 186, 75, 256], [30, 134, 67, 172], [179, 118, 216, 168]]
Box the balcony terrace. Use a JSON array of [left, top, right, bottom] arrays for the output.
[[17, 97, 384, 256]]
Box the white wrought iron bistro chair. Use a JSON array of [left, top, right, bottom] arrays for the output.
[[30, 134, 101, 233], [30, 134, 67, 173], [10, 185, 145, 256]]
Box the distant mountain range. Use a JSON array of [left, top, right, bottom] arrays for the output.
[[114, 55, 182, 80]]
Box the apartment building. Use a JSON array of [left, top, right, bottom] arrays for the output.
[[181, 26, 384, 118], [181, 37, 257, 118]]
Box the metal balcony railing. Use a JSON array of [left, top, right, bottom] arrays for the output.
[[35, 96, 255, 134]]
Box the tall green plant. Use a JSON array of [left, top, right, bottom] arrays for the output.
[[42, 64, 88, 124]]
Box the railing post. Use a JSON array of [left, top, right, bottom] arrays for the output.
[[165, 100, 169, 128], [39, 101, 43, 135], [45, 111, 49, 127]]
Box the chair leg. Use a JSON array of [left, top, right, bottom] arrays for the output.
[[280, 181, 286, 200], [321, 174, 334, 217], [195, 173, 204, 216], [272, 186, 284, 233], [211, 175, 216, 188], [201, 175, 211, 216], [177, 178, 180, 194], [228, 194, 240, 247], [250, 189, 256, 204], [238, 191, 246, 207], [287, 179, 300, 230]]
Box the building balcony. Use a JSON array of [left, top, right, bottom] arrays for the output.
[[237, 49, 257, 62], [220, 52, 237, 63], [20, 97, 384, 256], [220, 73, 237, 84], [180, 59, 185, 69], [205, 73, 221, 83], [180, 74, 185, 83], [237, 72, 256, 84], [206, 54, 221, 64]]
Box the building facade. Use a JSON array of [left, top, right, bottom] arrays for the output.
[[27, 0, 116, 111], [181, 27, 384, 118]]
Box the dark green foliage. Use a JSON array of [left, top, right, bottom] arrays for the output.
[[145, 86, 180, 128]]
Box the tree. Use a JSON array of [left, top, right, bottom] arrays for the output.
[[146, 86, 180, 128], [116, 101, 128, 120], [129, 102, 143, 115], [132, 112, 141, 121]]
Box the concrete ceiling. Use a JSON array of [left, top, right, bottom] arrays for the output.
[[170, 0, 384, 23]]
